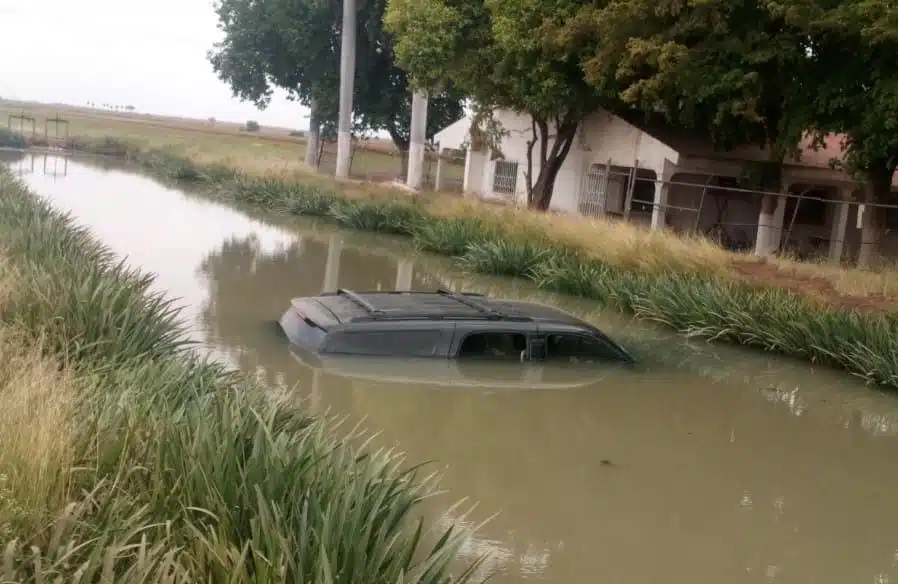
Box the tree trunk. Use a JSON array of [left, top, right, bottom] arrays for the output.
[[857, 165, 894, 267], [304, 97, 321, 169], [399, 150, 410, 181], [387, 127, 411, 182], [754, 193, 780, 257], [528, 119, 579, 211], [751, 158, 785, 257]]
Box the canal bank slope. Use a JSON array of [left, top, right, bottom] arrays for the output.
[[31, 137, 898, 389], [0, 168, 478, 581]]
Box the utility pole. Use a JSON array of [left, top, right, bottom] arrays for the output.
[[335, 0, 356, 179], [406, 90, 428, 189]]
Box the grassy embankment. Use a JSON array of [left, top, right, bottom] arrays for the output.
[[0, 168, 480, 581], [0, 101, 465, 186], [49, 131, 898, 389]]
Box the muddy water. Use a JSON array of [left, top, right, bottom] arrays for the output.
[[8, 149, 898, 584]]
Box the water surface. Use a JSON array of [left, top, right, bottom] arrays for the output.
[[8, 149, 898, 584]]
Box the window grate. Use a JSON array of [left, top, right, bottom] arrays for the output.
[[493, 160, 519, 194]]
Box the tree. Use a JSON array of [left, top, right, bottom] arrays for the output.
[[208, 0, 466, 172], [558, 0, 815, 178], [385, 0, 610, 210], [796, 0, 898, 265]]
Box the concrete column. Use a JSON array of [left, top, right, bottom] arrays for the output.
[[463, 148, 486, 196], [406, 90, 429, 190], [434, 149, 444, 191], [754, 193, 787, 257], [304, 97, 320, 168], [323, 235, 342, 292], [828, 191, 851, 264], [395, 259, 414, 291], [650, 180, 669, 229], [335, 0, 357, 179]]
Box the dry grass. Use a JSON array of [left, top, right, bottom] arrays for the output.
[[768, 253, 898, 298], [11, 97, 898, 307], [1, 100, 465, 185], [0, 261, 75, 539]]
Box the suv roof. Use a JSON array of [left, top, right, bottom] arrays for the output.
[[281, 287, 634, 363], [303, 287, 586, 326]]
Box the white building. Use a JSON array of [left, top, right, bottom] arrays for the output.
[[434, 109, 898, 263]]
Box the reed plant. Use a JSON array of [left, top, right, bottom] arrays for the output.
[[0, 168, 482, 581], [109, 150, 898, 388]]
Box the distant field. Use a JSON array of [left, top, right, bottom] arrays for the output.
[[0, 100, 463, 187]]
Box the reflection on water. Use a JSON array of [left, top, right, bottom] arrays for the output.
[[10, 152, 898, 584], [1, 149, 70, 178]]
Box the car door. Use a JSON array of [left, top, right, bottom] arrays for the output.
[[449, 321, 539, 362], [535, 326, 624, 363]]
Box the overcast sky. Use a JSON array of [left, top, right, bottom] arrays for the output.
[[0, 0, 310, 129]]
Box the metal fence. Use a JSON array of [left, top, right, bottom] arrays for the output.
[[565, 159, 898, 263]]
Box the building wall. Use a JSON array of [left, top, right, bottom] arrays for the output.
[[477, 109, 678, 213], [463, 110, 898, 263]]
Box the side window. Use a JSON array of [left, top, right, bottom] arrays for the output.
[[326, 330, 443, 357], [458, 332, 527, 360], [545, 333, 618, 362]]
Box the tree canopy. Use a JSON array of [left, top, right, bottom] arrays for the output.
[[387, 0, 898, 224], [385, 0, 613, 209], [545, 0, 819, 191], [799, 0, 898, 187], [208, 0, 466, 154]]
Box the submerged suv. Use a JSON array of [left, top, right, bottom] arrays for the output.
[[279, 288, 634, 364]]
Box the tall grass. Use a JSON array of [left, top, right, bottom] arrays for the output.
[[100, 150, 898, 389], [0, 326, 76, 542], [0, 168, 483, 581]]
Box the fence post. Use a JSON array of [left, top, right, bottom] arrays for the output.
[[623, 160, 638, 222]]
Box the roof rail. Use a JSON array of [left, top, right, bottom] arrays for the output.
[[437, 287, 503, 319], [337, 288, 384, 317]]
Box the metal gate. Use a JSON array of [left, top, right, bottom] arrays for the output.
[[578, 162, 608, 217]]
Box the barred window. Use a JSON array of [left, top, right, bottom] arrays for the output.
[[492, 160, 519, 194]]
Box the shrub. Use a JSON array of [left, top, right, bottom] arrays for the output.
[[244, 120, 260, 132], [0, 127, 26, 148]]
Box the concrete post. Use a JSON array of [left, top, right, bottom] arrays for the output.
[[304, 97, 320, 168], [395, 259, 414, 291], [754, 193, 787, 257], [335, 0, 356, 179], [434, 148, 444, 191], [650, 180, 669, 229], [828, 191, 851, 264], [323, 234, 342, 292], [463, 148, 486, 196], [406, 90, 429, 190]]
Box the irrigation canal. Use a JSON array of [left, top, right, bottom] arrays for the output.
[[6, 148, 898, 584]]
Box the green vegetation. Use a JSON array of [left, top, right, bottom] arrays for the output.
[[0, 167, 481, 582], [74, 143, 898, 388], [384, 0, 898, 255], [208, 0, 466, 154], [0, 127, 26, 148]]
